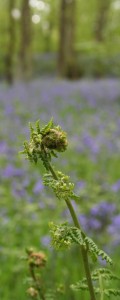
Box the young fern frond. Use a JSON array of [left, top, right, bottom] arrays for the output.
[[21, 119, 118, 300], [84, 237, 112, 265], [71, 281, 89, 291], [43, 172, 77, 201], [40, 118, 53, 135], [104, 289, 120, 297], [49, 222, 112, 266], [72, 268, 120, 284], [71, 280, 100, 295], [92, 268, 120, 281], [71, 268, 120, 298], [36, 119, 41, 134], [68, 227, 86, 247], [49, 222, 72, 249], [39, 151, 51, 170], [71, 282, 120, 298]]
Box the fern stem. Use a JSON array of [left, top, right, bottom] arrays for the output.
[[29, 265, 46, 300], [99, 273, 104, 300], [48, 162, 96, 300]]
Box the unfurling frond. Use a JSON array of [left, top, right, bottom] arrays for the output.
[[40, 118, 53, 135], [104, 289, 120, 297], [71, 280, 100, 295], [49, 222, 73, 250], [92, 268, 120, 281], [84, 237, 112, 265], [20, 119, 68, 168], [49, 222, 112, 265], [49, 222, 85, 250], [71, 268, 120, 297], [43, 171, 76, 201]]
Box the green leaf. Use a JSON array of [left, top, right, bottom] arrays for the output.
[[104, 289, 120, 297], [71, 281, 100, 294], [40, 118, 53, 135], [51, 150, 58, 158], [35, 120, 41, 134], [92, 268, 120, 281], [84, 237, 112, 265]]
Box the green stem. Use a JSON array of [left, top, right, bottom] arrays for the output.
[[29, 265, 45, 300], [99, 273, 104, 300], [48, 163, 96, 300]]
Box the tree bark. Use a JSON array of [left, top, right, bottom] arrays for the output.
[[5, 0, 16, 84], [94, 0, 111, 42], [58, 0, 77, 79], [19, 0, 32, 80]]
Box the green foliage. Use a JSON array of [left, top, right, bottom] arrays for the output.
[[104, 289, 120, 297], [21, 119, 68, 166], [84, 237, 112, 265], [91, 268, 120, 281], [1, 0, 120, 78], [21, 118, 119, 300], [71, 268, 120, 297], [49, 222, 84, 250], [40, 118, 54, 135], [2, 78, 120, 300], [43, 171, 78, 201], [49, 222, 112, 265]]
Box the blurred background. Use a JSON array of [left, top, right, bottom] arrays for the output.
[[0, 1, 120, 300], [1, 0, 120, 82]]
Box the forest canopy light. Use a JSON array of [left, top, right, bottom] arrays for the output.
[[29, 0, 47, 11], [11, 8, 21, 20], [32, 14, 41, 24]]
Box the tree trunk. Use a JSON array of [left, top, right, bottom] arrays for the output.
[[94, 0, 111, 42], [19, 0, 32, 80], [5, 0, 16, 84], [58, 0, 77, 79]]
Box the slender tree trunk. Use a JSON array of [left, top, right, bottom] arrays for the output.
[[5, 0, 15, 84], [58, 0, 77, 79], [94, 0, 111, 42], [19, 0, 32, 80]]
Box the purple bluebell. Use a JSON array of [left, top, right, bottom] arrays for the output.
[[33, 180, 44, 194], [3, 164, 24, 178], [90, 201, 116, 218], [41, 235, 51, 248], [111, 180, 120, 192]]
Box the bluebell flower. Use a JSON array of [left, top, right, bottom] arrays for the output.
[[111, 180, 120, 192], [41, 235, 51, 248], [33, 180, 44, 194], [3, 164, 24, 178]]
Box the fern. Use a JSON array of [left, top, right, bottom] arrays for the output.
[[39, 151, 51, 171], [71, 268, 120, 298], [43, 172, 76, 201], [71, 281, 89, 291], [49, 222, 72, 249], [21, 119, 119, 300], [40, 118, 53, 135], [71, 282, 120, 298], [84, 237, 112, 265], [104, 289, 120, 297], [92, 268, 120, 281], [49, 222, 112, 266], [69, 227, 86, 247], [36, 119, 41, 134], [71, 281, 100, 295]]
